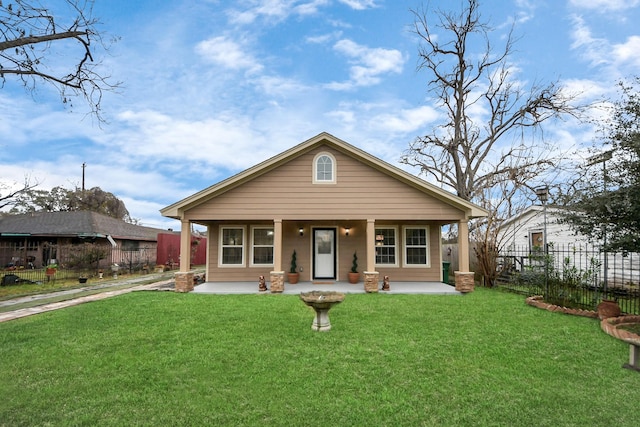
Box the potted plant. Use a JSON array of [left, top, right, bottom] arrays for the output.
[[597, 298, 621, 319], [348, 251, 359, 284], [45, 263, 57, 282], [288, 250, 300, 284], [45, 263, 57, 276]]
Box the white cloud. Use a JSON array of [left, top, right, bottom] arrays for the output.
[[324, 101, 439, 137], [369, 106, 440, 133], [611, 35, 640, 69], [113, 110, 268, 170], [327, 39, 405, 89], [325, 109, 356, 125], [512, 0, 537, 24], [227, 1, 289, 25], [561, 78, 609, 102], [569, 0, 640, 11], [570, 16, 612, 67], [228, 0, 329, 25], [195, 36, 264, 74], [337, 0, 379, 10], [570, 16, 640, 76], [306, 31, 342, 44], [255, 75, 311, 97], [295, 0, 331, 15]]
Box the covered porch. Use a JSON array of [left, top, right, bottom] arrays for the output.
[[191, 280, 461, 295], [174, 217, 475, 293]]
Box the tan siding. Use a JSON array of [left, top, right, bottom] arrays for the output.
[[206, 221, 277, 282], [375, 223, 442, 282], [186, 146, 465, 221], [205, 220, 444, 283]]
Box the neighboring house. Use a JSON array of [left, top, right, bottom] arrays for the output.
[[498, 205, 583, 251], [0, 211, 168, 270], [498, 205, 640, 287], [161, 132, 487, 291]]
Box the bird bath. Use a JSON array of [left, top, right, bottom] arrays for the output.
[[601, 315, 640, 372], [299, 291, 345, 332]]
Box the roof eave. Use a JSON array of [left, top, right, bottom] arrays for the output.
[[160, 132, 489, 220]]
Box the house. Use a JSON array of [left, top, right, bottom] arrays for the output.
[[498, 205, 582, 251], [0, 211, 168, 271], [160, 132, 487, 292], [498, 205, 640, 287]]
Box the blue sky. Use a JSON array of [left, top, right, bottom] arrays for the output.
[[2, 0, 640, 229]]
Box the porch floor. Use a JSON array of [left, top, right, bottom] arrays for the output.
[[192, 281, 460, 295]]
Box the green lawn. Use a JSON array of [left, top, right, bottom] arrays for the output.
[[0, 288, 638, 426], [0, 270, 180, 301]]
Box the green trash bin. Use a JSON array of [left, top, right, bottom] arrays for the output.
[[442, 261, 451, 284]]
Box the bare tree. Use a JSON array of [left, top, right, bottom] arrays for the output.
[[0, 175, 38, 211], [402, 0, 580, 285], [0, 0, 117, 120]]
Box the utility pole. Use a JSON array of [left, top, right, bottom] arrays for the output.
[[535, 186, 549, 301], [587, 150, 613, 294], [82, 162, 86, 192]]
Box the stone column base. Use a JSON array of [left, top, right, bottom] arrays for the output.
[[175, 272, 194, 293], [270, 271, 285, 293], [364, 271, 379, 293], [454, 271, 475, 293]]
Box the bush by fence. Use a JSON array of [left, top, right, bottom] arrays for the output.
[[497, 243, 640, 315]]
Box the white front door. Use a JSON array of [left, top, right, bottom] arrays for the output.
[[313, 228, 336, 279]]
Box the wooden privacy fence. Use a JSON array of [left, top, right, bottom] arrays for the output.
[[443, 243, 480, 274]]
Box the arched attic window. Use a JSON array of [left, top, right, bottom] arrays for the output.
[[313, 152, 337, 184]]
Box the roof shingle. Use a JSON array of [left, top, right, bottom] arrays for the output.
[[0, 211, 167, 241]]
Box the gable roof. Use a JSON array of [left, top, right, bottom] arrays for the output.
[[161, 132, 488, 220], [500, 205, 566, 229], [0, 211, 165, 241]]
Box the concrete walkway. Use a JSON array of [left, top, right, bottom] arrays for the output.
[[0, 276, 175, 323]]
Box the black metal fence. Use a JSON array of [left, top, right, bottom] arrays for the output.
[[496, 244, 640, 315], [1, 243, 159, 285]]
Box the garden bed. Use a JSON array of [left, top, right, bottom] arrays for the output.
[[525, 295, 598, 318], [600, 315, 640, 346]]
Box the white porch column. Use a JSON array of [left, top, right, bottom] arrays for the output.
[[273, 219, 283, 272], [179, 218, 191, 272], [364, 219, 379, 293], [458, 219, 470, 272], [366, 219, 376, 272], [455, 218, 475, 293], [270, 219, 285, 293], [175, 218, 195, 293]]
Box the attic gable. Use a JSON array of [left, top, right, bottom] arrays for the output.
[[161, 132, 487, 220]]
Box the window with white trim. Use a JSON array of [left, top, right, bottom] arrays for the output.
[[375, 227, 398, 266], [313, 152, 336, 183], [251, 227, 274, 266], [220, 227, 244, 266], [403, 227, 429, 266]]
